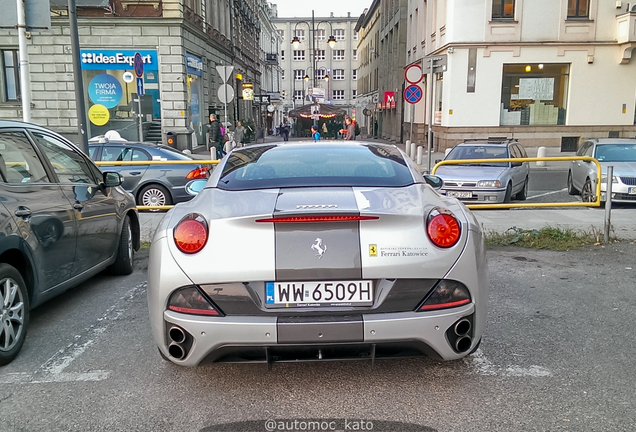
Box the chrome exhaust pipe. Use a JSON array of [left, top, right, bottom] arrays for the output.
[[169, 326, 186, 344], [454, 319, 471, 336], [455, 336, 472, 353], [168, 342, 186, 360]]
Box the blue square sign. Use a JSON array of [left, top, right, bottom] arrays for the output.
[[136, 77, 144, 96]]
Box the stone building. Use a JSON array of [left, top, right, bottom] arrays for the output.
[[272, 11, 359, 132], [0, 0, 278, 147]]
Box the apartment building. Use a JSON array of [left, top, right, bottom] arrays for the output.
[[406, 0, 636, 150], [272, 13, 359, 123]]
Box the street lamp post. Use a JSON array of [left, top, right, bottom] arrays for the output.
[[291, 10, 337, 89]]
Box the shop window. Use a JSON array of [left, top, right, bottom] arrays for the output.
[[2, 50, 20, 102], [492, 0, 515, 19], [567, 0, 589, 18], [500, 63, 569, 126]]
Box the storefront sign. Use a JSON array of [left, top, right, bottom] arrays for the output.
[[384, 91, 396, 109], [80, 49, 158, 71], [242, 83, 254, 100], [88, 74, 123, 109], [186, 54, 203, 76], [88, 104, 110, 126]]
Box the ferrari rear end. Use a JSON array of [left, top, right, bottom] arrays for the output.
[[147, 143, 487, 367]]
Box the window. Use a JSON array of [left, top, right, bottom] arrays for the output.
[[315, 49, 325, 61], [334, 29, 346, 40], [316, 68, 327, 80], [333, 50, 345, 61], [294, 29, 305, 41], [492, 0, 515, 19], [500, 63, 569, 126], [101, 146, 150, 162], [315, 28, 325, 41], [293, 50, 305, 61], [282, 70, 285, 80], [333, 69, 345, 80], [0, 131, 50, 183], [352, 90, 357, 99], [31, 132, 97, 184], [332, 90, 345, 100], [353, 31, 359, 40], [567, 0, 589, 18], [294, 69, 305, 80], [294, 90, 303, 101], [281, 50, 285, 60], [353, 50, 358, 61], [2, 50, 20, 102], [352, 69, 357, 80]]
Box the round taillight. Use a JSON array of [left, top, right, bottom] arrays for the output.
[[174, 215, 208, 254], [427, 212, 461, 248]]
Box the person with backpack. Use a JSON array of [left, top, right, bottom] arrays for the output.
[[311, 125, 321, 141]]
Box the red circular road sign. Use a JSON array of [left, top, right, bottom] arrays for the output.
[[404, 84, 423, 104], [134, 52, 144, 78], [405, 64, 423, 84]]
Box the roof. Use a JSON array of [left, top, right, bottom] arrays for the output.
[[287, 103, 347, 119]]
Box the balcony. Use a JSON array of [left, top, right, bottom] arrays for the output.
[[617, 10, 636, 44]]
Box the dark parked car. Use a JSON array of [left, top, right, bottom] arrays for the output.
[[0, 120, 141, 366], [88, 137, 209, 208]]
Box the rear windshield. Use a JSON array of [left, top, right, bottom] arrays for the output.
[[594, 144, 636, 162], [217, 144, 414, 190], [446, 145, 510, 167]]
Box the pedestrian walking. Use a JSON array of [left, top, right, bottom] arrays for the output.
[[281, 121, 290, 141], [340, 117, 356, 140], [234, 121, 246, 147], [311, 125, 321, 141], [208, 113, 225, 158]]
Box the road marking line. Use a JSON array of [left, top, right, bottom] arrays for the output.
[[527, 188, 568, 200], [12, 282, 147, 385]]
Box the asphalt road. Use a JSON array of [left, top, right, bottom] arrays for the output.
[[1, 241, 635, 432]]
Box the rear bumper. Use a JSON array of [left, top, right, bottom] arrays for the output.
[[160, 304, 477, 366]]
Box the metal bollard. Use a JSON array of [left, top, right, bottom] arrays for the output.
[[536, 147, 547, 167], [604, 165, 613, 244]]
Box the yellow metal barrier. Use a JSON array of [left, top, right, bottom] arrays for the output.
[[431, 156, 602, 209], [95, 159, 220, 211]]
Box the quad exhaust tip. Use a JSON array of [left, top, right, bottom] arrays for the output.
[[167, 325, 189, 359], [169, 326, 187, 344], [168, 342, 186, 359]]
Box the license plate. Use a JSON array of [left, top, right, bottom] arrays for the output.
[[265, 280, 373, 307], [447, 191, 473, 198], [629, 187, 636, 195]]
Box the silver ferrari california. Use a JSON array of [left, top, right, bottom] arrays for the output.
[[147, 142, 487, 367]]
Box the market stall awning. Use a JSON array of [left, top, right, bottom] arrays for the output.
[[287, 103, 347, 119]]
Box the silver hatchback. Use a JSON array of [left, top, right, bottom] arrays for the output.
[[435, 139, 530, 203]]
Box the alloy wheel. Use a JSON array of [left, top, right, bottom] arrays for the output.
[[0, 277, 25, 353]]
